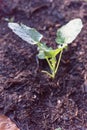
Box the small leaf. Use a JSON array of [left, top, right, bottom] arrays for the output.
[[0, 115, 20, 130], [44, 48, 62, 58], [8, 23, 43, 45], [56, 18, 83, 45], [37, 43, 66, 59], [37, 43, 53, 59], [37, 50, 45, 59], [38, 48, 61, 59], [44, 44, 67, 58]]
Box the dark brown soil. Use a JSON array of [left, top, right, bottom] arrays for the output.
[[0, 0, 87, 130]]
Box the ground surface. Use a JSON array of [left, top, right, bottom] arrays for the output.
[[0, 0, 87, 130]]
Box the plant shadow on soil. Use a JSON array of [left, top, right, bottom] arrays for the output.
[[0, 0, 87, 130]]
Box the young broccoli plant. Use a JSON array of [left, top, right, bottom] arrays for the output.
[[8, 18, 83, 78]]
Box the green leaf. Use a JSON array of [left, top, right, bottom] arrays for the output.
[[38, 48, 62, 59], [44, 48, 62, 58], [56, 18, 83, 45], [37, 43, 53, 59], [37, 50, 45, 59], [8, 23, 43, 45], [37, 43, 67, 59], [37, 46, 61, 59], [44, 43, 67, 58]]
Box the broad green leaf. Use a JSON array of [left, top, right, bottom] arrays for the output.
[[56, 18, 83, 45], [8, 23, 43, 45]]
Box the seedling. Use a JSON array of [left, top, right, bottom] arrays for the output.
[[8, 18, 83, 78]]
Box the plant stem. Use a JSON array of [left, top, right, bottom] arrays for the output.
[[41, 70, 54, 78], [46, 57, 53, 71], [46, 58, 56, 78], [55, 50, 63, 75], [42, 49, 63, 78]]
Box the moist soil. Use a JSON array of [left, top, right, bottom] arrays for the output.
[[0, 0, 87, 130]]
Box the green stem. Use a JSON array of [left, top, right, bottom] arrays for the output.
[[46, 58, 56, 78], [55, 50, 63, 74], [46, 57, 53, 71], [42, 70, 54, 78]]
